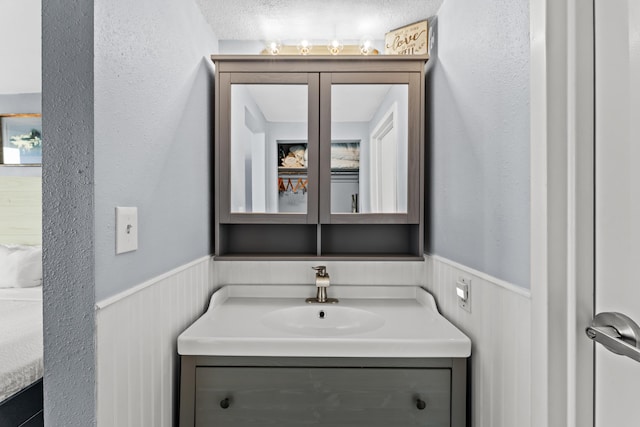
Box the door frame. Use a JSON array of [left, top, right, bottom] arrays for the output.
[[530, 0, 595, 426]]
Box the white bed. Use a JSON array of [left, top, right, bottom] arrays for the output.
[[0, 175, 44, 415], [0, 287, 43, 402]]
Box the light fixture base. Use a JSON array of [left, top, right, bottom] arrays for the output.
[[260, 44, 379, 56]]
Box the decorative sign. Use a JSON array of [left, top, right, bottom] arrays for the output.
[[385, 20, 429, 55]]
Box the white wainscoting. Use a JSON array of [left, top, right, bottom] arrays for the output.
[[95, 256, 214, 427], [95, 255, 530, 427], [214, 258, 427, 286], [0, 176, 42, 245], [426, 255, 532, 427]]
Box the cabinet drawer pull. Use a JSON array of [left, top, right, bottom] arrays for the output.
[[416, 398, 426, 410], [220, 397, 230, 409]]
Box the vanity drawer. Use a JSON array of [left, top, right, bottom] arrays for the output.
[[194, 367, 451, 427]]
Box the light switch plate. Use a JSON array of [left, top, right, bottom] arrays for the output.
[[456, 276, 471, 313], [116, 207, 138, 254]]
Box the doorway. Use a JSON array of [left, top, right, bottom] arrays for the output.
[[369, 104, 398, 213]]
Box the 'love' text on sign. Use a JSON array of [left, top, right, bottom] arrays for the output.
[[385, 20, 429, 55]]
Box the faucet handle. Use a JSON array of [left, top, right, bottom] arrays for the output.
[[312, 265, 327, 276]]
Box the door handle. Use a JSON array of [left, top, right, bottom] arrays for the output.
[[586, 312, 640, 363]]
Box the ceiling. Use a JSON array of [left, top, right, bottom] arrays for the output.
[[196, 0, 443, 42]]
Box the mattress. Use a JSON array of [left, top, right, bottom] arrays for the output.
[[0, 287, 43, 402]]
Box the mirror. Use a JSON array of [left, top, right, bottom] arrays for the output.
[[230, 84, 308, 214], [0, 114, 42, 166], [331, 84, 408, 214], [228, 82, 409, 215]]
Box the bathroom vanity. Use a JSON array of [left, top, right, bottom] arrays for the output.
[[178, 285, 471, 427], [212, 55, 427, 259]]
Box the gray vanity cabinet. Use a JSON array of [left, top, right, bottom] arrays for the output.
[[195, 367, 449, 426], [180, 357, 467, 427], [212, 56, 428, 259]]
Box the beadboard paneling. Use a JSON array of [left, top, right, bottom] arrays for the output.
[[425, 255, 531, 427], [0, 176, 42, 245], [96, 256, 214, 427], [96, 255, 531, 427], [214, 258, 427, 286]]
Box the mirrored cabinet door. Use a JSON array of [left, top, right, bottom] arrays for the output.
[[319, 73, 421, 224], [219, 73, 319, 223]]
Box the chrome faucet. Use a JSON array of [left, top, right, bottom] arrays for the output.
[[306, 266, 338, 304]]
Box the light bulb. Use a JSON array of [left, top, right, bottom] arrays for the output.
[[297, 40, 312, 55], [266, 41, 281, 55], [360, 39, 374, 55], [327, 39, 343, 55]]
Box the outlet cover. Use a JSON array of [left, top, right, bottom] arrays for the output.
[[116, 207, 138, 254], [456, 276, 471, 313]]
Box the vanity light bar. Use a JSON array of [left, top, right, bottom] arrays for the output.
[[261, 43, 379, 56]]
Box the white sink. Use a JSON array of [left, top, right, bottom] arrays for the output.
[[178, 285, 471, 358], [261, 305, 385, 336]]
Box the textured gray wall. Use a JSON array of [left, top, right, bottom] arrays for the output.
[[42, 0, 96, 425], [94, 0, 218, 301], [427, 0, 530, 287], [43, 0, 218, 423]]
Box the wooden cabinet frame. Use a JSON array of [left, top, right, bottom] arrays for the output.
[[213, 56, 427, 259], [318, 72, 422, 224], [218, 72, 320, 225]]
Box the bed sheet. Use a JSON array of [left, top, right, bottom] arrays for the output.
[[0, 287, 43, 402]]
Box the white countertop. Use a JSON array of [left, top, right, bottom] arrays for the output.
[[177, 285, 471, 358]]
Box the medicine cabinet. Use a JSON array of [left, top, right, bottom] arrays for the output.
[[213, 56, 427, 259]]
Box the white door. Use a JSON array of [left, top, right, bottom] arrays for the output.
[[379, 127, 397, 212], [370, 107, 397, 213], [593, 0, 640, 425]]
